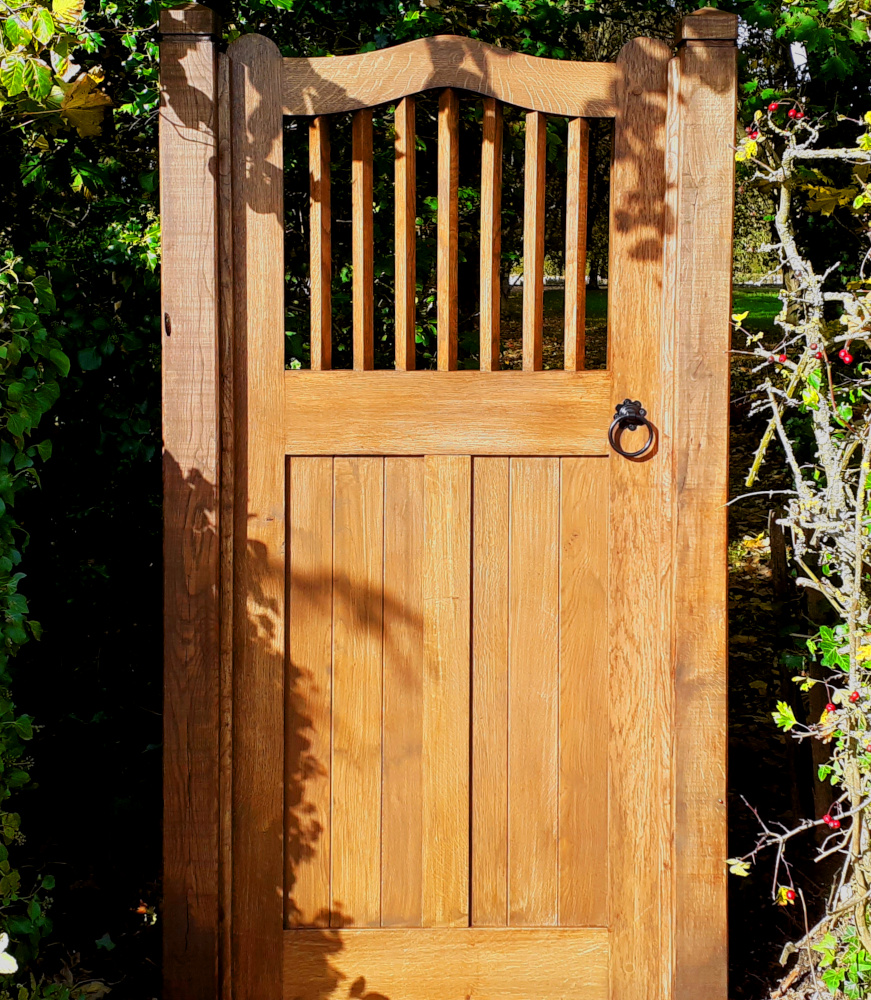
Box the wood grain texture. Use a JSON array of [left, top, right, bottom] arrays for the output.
[[471, 457, 509, 927], [282, 927, 610, 1000], [522, 111, 546, 372], [352, 109, 374, 371], [286, 458, 333, 927], [228, 32, 286, 1000], [331, 457, 383, 927], [670, 21, 736, 997], [160, 3, 219, 35], [381, 458, 425, 926], [678, 5, 739, 40], [559, 458, 609, 927], [309, 117, 331, 370], [282, 36, 618, 117], [422, 456, 471, 926], [479, 98, 503, 371], [564, 118, 589, 372], [215, 49, 234, 1000], [437, 89, 459, 371], [508, 458, 559, 926], [606, 35, 673, 1000], [283, 370, 611, 456], [284, 928, 610, 1000], [394, 97, 417, 371], [160, 11, 220, 997]]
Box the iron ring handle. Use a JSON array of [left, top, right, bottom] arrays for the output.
[[608, 399, 654, 459]]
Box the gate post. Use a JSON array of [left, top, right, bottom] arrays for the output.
[[666, 8, 737, 999], [159, 5, 222, 999]]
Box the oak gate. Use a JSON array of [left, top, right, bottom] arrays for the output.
[[159, 5, 737, 999]]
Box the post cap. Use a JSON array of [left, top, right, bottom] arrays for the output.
[[677, 7, 739, 43], [159, 3, 220, 36]]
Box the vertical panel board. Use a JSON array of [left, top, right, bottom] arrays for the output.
[[215, 49, 234, 1000], [286, 458, 333, 927], [479, 99, 503, 372], [382, 458, 425, 926], [437, 90, 459, 371], [508, 458, 559, 926], [228, 33, 286, 1000], [160, 8, 220, 997], [422, 456, 471, 926], [671, 12, 737, 997], [331, 457, 384, 926], [606, 36, 673, 1000], [564, 118, 590, 371], [559, 458, 609, 926], [471, 457, 509, 926], [522, 112, 546, 372], [395, 98, 417, 371], [309, 117, 332, 370], [352, 109, 375, 371]]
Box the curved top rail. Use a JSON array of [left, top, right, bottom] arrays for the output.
[[282, 35, 619, 117]]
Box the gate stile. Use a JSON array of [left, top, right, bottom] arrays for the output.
[[159, 6, 737, 1000]]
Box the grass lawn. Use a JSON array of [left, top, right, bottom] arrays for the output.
[[498, 282, 782, 370], [527, 284, 781, 329]]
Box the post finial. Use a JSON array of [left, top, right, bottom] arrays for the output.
[[677, 6, 738, 44], [159, 3, 220, 36]]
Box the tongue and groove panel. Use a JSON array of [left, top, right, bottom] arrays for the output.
[[284, 455, 609, 930]]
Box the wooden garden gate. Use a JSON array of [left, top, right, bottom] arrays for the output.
[[159, 5, 737, 999]]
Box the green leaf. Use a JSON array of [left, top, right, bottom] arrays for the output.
[[6, 770, 29, 788], [24, 59, 53, 101], [77, 347, 101, 371], [95, 933, 115, 951], [0, 55, 27, 98], [6, 414, 27, 438], [32, 275, 55, 313], [4, 17, 31, 48], [13, 717, 32, 740], [772, 700, 798, 731], [32, 9, 55, 45], [48, 348, 69, 376], [52, 0, 85, 24], [35, 440, 51, 462], [41, 874, 55, 890]]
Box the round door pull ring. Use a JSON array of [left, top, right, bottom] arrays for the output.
[[608, 399, 655, 459]]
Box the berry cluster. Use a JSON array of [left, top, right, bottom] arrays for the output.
[[766, 101, 805, 120], [822, 813, 842, 830]]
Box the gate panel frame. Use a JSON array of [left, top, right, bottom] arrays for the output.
[[159, 6, 737, 998]]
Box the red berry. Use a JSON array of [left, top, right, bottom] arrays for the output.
[[839, 348, 847, 359], [850, 691, 860, 703], [843, 352, 854, 365], [749, 130, 760, 140], [768, 355, 776, 363], [786, 888, 796, 900], [823, 813, 833, 825], [810, 343, 818, 351], [768, 101, 779, 111], [796, 111, 805, 119], [745, 125, 754, 133], [825, 702, 836, 712], [831, 819, 841, 829], [815, 352, 824, 361], [788, 108, 798, 119], [778, 353, 787, 362]]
